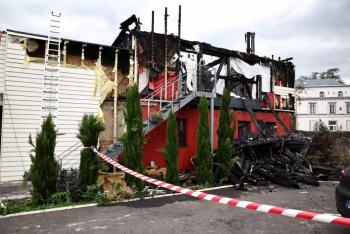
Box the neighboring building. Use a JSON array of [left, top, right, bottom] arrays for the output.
[[295, 79, 350, 131], [0, 29, 130, 182]]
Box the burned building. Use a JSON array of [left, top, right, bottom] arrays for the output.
[[105, 10, 296, 173]]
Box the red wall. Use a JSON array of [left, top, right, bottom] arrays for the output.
[[142, 107, 292, 172]]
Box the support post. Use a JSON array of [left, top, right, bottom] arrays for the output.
[[164, 7, 168, 100], [177, 5, 182, 98], [113, 49, 119, 143], [151, 10, 154, 66]]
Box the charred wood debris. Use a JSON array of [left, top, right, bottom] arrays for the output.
[[186, 134, 341, 190]]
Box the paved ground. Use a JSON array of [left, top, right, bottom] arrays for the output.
[[0, 182, 31, 201], [0, 182, 349, 233]]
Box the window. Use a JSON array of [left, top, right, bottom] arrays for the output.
[[177, 118, 187, 147], [309, 103, 316, 115], [329, 104, 336, 114], [329, 121, 337, 131], [320, 91, 325, 98], [347, 103, 350, 114], [338, 91, 343, 97]]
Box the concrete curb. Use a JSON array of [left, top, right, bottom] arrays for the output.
[[0, 185, 233, 219]]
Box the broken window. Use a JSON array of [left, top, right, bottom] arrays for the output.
[[338, 91, 343, 97], [66, 41, 82, 66], [347, 103, 350, 114], [177, 118, 187, 147], [320, 91, 325, 98], [26, 38, 46, 58]]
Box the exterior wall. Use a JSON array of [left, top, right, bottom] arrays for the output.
[[0, 32, 100, 182], [0, 32, 5, 93], [142, 106, 292, 172], [296, 85, 350, 131]]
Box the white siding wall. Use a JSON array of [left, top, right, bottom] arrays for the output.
[[0, 32, 5, 93], [0, 33, 100, 182]]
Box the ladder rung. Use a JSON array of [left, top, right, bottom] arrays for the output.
[[45, 68, 59, 72], [42, 115, 57, 118], [43, 98, 57, 102], [44, 77, 59, 80], [47, 54, 59, 58], [49, 49, 60, 52], [42, 106, 58, 110], [51, 19, 61, 23], [50, 25, 60, 28], [44, 90, 58, 94], [50, 30, 59, 34]]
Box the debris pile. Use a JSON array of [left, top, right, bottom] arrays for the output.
[[223, 135, 321, 189]]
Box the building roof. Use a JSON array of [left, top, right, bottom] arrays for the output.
[[302, 79, 348, 87]]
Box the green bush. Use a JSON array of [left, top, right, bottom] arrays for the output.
[[216, 89, 236, 183], [77, 114, 105, 189], [28, 114, 59, 204], [82, 185, 100, 201], [48, 192, 72, 205], [162, 111, 180, 185], [121, 85, 145, 191], [196, 96, 213, 185]]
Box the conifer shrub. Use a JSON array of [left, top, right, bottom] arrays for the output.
[[77, 114, 105, 188], [162, 111, 180, 185], [195, 96, 213, 185], [216, 89, 237, 183], [121, 84, 145, 191], [28, 114, 59, 204]]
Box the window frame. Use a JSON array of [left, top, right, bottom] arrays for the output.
[[329, 103, 336, 114], [328, 120, 337, 131], [309, 103, 316, 115]]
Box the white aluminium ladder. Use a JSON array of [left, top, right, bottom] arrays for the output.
[[42, 12, 61, 123]]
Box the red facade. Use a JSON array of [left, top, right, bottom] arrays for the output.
[[142, 106, 291, 172]]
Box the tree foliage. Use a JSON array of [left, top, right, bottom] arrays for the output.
[[216, 89, 236, 183], [298, 68, 343, 83], [162, 111, 179, 185], [121, 84, 145, 191], [77, 114, 105, 188], [195, 96, 213, 185], [28, 114, 59, 204]]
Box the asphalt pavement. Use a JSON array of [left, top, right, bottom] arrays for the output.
[[0, 182, 348, 233]]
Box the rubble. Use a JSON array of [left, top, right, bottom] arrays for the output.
[[213, 135, 323, 189]]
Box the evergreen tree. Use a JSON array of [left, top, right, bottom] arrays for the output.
[[29, 114, 59, 204], [121, 84, 145, 191], [196, 96, 213, 185], [162, 111, 180, 185], [216, 89, 236, 183], [77, 114, 105, 188]]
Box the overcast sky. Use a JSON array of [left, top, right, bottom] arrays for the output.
[[1, 0, 349, 82]]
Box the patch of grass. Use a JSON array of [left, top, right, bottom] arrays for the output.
[[0, 198, 92, 215]]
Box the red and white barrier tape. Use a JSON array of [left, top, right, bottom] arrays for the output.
[[92, 147, 350, 228]]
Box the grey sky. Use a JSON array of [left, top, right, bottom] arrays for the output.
[[1, 0, 349, 82]]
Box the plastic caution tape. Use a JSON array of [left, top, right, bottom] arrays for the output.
[[92, 147, 350, 227]]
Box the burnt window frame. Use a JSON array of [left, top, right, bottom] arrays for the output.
[[177, 118, 187, 147]]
